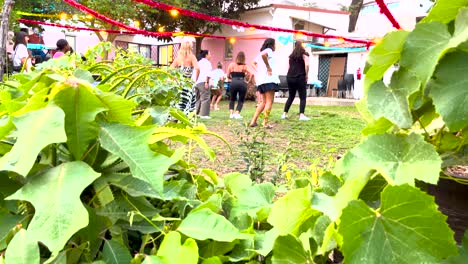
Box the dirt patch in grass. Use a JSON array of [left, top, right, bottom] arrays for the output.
[[189, 101, 366, 180]]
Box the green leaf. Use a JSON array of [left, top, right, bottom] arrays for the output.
[[74, 69, 95, 84], [223, 173, 252, 195], [230, 183, 275, 219], [335, 133, 441, 185], [364, 30, 409, 84], [268, 187, 318, 235], [400, 22, 451, 87], [423, 0, 468, 23], [192, 193, 222, 213], [258, 187, 320, 256], [0, 106, 66, 176], [272, 234, 312, 264], [53, 84, 107, 160], [361, 117, 394, 136], [157, 231, 198, 264], [4, 229, 39, 264], [359, 174, 388, 203], [202, 257, 223, 264], [98, 92, 136, 125], [318, 172, 342, 196], [102, 240, 132, 264], [99, 123, 183, 195], [142, 256, 166, 264], [0, 212, 25, 250], [445, 231, 468, 264], [229, 238, 256, 261], [339, 185, 457, 263], [7, 162, 100, 252], [312, 174, 370, 221], [430, 51, 468, 131], [198, 240, 236, 259], [367, 69, 420, 128], [0, 117, 14, 140], [178, 209, 250, 242]]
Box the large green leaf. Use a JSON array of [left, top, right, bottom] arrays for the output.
[[4, 229, 39, 264], [7, 162, 100, 252], [157, 231, 198, 264], [223, 173, 252, 195], [178, 209, 250, 242], [423, 0, 468, 23], [97, 92, 136, 125], [53, 84, 107, 160], [230, 183, 275, 219], [364, 30, 409, 85], [0, 212, 26, 251], [99, 123, 184, 195], [430, 51, 468, 131], [445, 231, 468, 264], [272, 234, 313, 264], [400, 22, 451, 87], [0, 106, 66, 176], [102, 240, 132, 264], [367, 69, 420, 128], [258, 187, 320, 256], [0, 117, 14, 140], [339, 185, 457, 263], [335, 133, 441, 185]]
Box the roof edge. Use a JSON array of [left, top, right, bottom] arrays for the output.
[[247, 4, 350, 15]]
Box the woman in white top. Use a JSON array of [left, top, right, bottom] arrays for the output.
[[170, 41, 200, 116], [13, 31, 32, 73], [210, 62, 225, 111], [249, 38, 279, 128]]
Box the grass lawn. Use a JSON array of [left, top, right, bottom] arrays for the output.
[[190, 100, 365, 181]]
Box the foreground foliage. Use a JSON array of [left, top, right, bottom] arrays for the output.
[[1, 0, 468, 262]]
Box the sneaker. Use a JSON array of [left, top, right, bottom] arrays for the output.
[[200, 116, 212, 119], [281, 113, 288, 119], [229, 114, 234, 119], [234, 114, 243, 119], [299, 115, 310, 121]]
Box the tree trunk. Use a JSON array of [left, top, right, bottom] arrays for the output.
[[348, 0, 364, 33], [195, 37, 204, 56], [0, 0, 15, 81]]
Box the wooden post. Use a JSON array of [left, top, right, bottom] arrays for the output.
[[0, 0, 15, 81]]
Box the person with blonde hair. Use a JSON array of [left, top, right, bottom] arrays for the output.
[[226, 51, 252, 119], [170, 40, 200, 116]]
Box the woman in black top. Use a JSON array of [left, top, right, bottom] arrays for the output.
[[282, 40, 310, 121], [226, 51, 252, 119]]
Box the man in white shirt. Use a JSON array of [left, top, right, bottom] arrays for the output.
[[195, 50, 213, 119]]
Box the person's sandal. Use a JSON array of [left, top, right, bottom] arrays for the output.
[[249, 123, 258, 128], [263, 124, 274, 129]]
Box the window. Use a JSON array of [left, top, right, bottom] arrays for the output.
[[158, 45, 174, 66], [65, 35, 76, 52], [128, 43, 151, 58], [225, 39, 233, 59]]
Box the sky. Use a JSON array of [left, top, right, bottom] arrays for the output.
[[258, 0, 353, 10]]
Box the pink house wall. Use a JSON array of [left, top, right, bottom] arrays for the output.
[[201, 33, 269, 74]]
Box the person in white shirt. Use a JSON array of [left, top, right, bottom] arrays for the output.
[[249, 38, 279, 128], [210, 62, 225, 111], [12, 31, 32, 73], [195, 50, 213, 119]]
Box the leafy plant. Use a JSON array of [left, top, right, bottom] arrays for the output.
[[1, 1, 468, 262]]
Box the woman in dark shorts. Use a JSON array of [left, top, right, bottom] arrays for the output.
[[249, 38, 279, 128]]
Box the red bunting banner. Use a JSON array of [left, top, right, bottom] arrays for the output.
[[62, 0, 226, 39], [375, 0, 402, 29], [132, 0, 374, 46]]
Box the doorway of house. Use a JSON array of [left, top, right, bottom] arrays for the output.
[[318, 54, 347, 97]]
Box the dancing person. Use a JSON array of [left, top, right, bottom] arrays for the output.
[[53, 39, 71, 59], [195, 50, 213, 119], [12, 31, 32, 73], [210, 62, 225, 111], [170, 40, 200, 116], [282, 40, 310, 121], [226, 51, 252, 119], [249, 38, 279, 128]]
